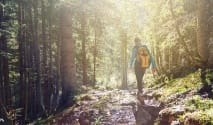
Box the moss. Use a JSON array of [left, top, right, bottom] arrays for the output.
[[157, 71, 202, 100], [185, 95, 213, 111], [179, 92, 213, 125], [181, 111, 213, 125]]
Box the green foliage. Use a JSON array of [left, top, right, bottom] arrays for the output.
[[182, 111, 213, 125], [142, 0, 201, 76], [185, 95, 213, 111], [155, 70, 213, 124], [159, 71, 202, 100], [205, 69, 213, 85]]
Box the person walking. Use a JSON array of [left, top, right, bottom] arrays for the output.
[[129, 37, 156, 95]]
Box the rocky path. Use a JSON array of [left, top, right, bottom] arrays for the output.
[[42, 89, 161, 125]]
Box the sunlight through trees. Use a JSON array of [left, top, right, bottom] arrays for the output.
[[0, 0, 212, 124]]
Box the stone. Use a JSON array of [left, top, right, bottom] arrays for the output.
[[135, 94, 162, 125], [79, 112, 90, 125], [171, 120, 180, 125], [159, 105, 185, 125]]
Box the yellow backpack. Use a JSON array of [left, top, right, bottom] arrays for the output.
[[136, 46, 151, 68]]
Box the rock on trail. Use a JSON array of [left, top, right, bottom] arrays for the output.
[[45, 89, 162, 125]]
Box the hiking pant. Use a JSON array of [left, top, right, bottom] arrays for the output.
[[134, 61, 146, 93]]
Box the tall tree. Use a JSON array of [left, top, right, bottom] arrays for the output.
[[60, 4, 77, 106], [0, 0, 11, 107], [32, 0, 45, 117], [196, 0, 210, 67], [93, 15, 97, 86], [80, 10, 88, 85], [121, 30, 128, 89]]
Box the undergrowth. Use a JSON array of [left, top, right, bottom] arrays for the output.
[[155, 70, 202, 100], [150, 70, 213, 125]]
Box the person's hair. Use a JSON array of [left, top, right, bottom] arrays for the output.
[[134, 37, 141, 43]]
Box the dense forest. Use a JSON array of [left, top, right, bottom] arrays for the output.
[[0, 0, 213, 125]]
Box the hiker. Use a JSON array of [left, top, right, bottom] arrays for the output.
[[129, 37, 156, 95]]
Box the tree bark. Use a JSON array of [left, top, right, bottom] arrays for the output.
[[41, 0, 47, 113], [197, 0, 210, 66], [121, 30, 127, 89], [81, 11, 88, 85], [60, 4, 76, 107], [93, 19, 97, 87], [0, 3, 5, 106], [0, 0, 11, 106], [208, 37, 213, 67]]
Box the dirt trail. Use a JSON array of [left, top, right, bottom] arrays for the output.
[[43, 89, 161, 125]]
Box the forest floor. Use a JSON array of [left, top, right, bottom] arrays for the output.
[[39, 89, 140, 125], [35, 71, 213, 125]]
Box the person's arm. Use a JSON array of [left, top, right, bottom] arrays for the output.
[[130, 47, 136, 68], [150, 56, 156, 69], [144, 45, 156, 68]]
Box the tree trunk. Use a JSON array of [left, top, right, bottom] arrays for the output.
[[0, 4, 5, 106], [19, 2, 27, 121], [93, 22, 97, 87], [40, 0, 47, 113], [0, 0, 11, 107], [60, 5, 76, 107], [207, 2, 213, 67], [197, 0, 210, 66], [55, 27, 61, 111], [81, 12, 87, 85], [32, 0, 43, 117], [0, 42, 3, 106], [208, 37, 213, 67], [121, 30, 127, 89], [47, 0, 54, 114]]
